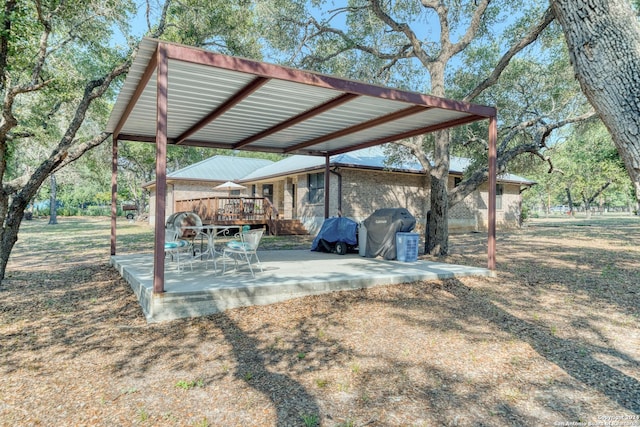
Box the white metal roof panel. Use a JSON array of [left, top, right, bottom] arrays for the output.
[[107, 38, 495, 156]]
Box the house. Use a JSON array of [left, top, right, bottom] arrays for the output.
[[145, 146, 534, 236], [144, 155, 274, 224]]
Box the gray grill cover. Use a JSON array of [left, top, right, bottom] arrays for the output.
[[363, 208, 416, 259]]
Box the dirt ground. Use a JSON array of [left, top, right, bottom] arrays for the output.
[[1, 215, 639, 426]]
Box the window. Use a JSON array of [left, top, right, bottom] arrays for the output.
[[454, 177, 462, 187], [496, 184, 504, 210], [262, 184, 273, 203], [308, 172, 324, 203]]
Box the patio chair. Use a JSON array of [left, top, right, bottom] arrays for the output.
[[221, 228, 264, 277], [164, 226, 194, 272]]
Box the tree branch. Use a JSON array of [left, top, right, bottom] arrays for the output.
[[448, 110, 597, 207], [52, 132, 112, 174], [447, 0, 491, 59], [464, 7, 555, 102], [371, 0, 434, 65]]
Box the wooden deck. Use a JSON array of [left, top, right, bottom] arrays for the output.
[[175, 196, 308, 235]]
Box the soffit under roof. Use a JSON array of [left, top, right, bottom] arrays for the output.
[[107, 38, 496, 157]]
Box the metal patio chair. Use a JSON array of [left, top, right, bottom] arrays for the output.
[[221, 228, 264, 277], [164, 226, 194, 272]]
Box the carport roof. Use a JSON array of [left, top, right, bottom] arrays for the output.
[[106, 38, 496, 156]]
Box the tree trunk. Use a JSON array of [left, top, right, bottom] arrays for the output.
[[48, 173, 57, 225], [565, 187, 574, 215], [582, 192, 592, 219], [427, 130, 450, 256], [0, 190, 29, 281], [0, 210, 21, 280], [551, 0, 640, 214]]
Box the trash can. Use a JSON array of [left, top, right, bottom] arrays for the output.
[[396, 232, 419, 262], [358, 222, 367, 257]]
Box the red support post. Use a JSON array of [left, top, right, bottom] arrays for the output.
[[153, 43, 169, 294], [110, 137, 118, 256]]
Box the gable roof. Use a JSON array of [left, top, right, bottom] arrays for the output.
[[168, 155, 273, 181], [240, 146, 534, 185]]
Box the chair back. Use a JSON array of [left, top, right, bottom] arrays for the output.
[[165, 226, 180, 242], [241, 229, 264, 250], [169, 212, 202, 238]]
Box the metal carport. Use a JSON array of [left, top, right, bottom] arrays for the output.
[[106, 37, 498, 294]]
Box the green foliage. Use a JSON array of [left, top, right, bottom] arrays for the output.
[[163, 0, 263, 58], [175, 379, 204, 390], [2, 0, 135, 206], [301, 413, 319, 427], [522, 121, 633, 213]]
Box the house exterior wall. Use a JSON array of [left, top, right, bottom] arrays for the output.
[[296, 172, 339, 233], [146, 170, 524, 236], [292, 168, 523, 235], [148, 184, 176, 225]]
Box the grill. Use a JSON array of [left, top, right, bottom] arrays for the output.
[[362, 208, 416, 260]]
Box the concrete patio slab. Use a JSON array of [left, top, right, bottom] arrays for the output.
[[111, 250, 491, 322]]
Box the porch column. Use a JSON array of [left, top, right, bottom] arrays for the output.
[[324, 154, 330, 219], [153, 43, 169, 294], [283, 178, 293, 219], [110, 136, 118, 256], [488, 115, 497, 271]]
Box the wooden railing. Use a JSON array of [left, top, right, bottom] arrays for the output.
[[175, 196, 279, 233], [262, 197, 279, 235]]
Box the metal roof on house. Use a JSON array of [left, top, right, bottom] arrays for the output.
[[240, 146, 534, 185], [168, 155, 273, 181], [106, 38, 496, 157]]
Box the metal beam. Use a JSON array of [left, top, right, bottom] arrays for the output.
[[233, 93, 359, 150], [163, 41, 496, 117], [175, 76, 269, 145], [285, 105, 430, 154], [112, 49, 158, 138], [327, 115, 484, 156]]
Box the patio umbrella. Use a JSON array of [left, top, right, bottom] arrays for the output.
[[214, 181, 246, 196]]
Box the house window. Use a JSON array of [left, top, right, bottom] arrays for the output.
[[308, 172, 324, 204], [262, 184, 273, 203], [454, 177, 462, 187], [496, 184, 504, 210]]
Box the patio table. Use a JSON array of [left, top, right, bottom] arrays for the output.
[[184, 225, 235, 270]]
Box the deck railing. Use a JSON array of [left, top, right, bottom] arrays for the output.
[[175, 196, 279, 230]]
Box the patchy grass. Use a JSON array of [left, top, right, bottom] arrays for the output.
[[1, 215, 638, 426]]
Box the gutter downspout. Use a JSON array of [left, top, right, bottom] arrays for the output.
[[330, 168, 342, 216], [324, 155, 330, 219]]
